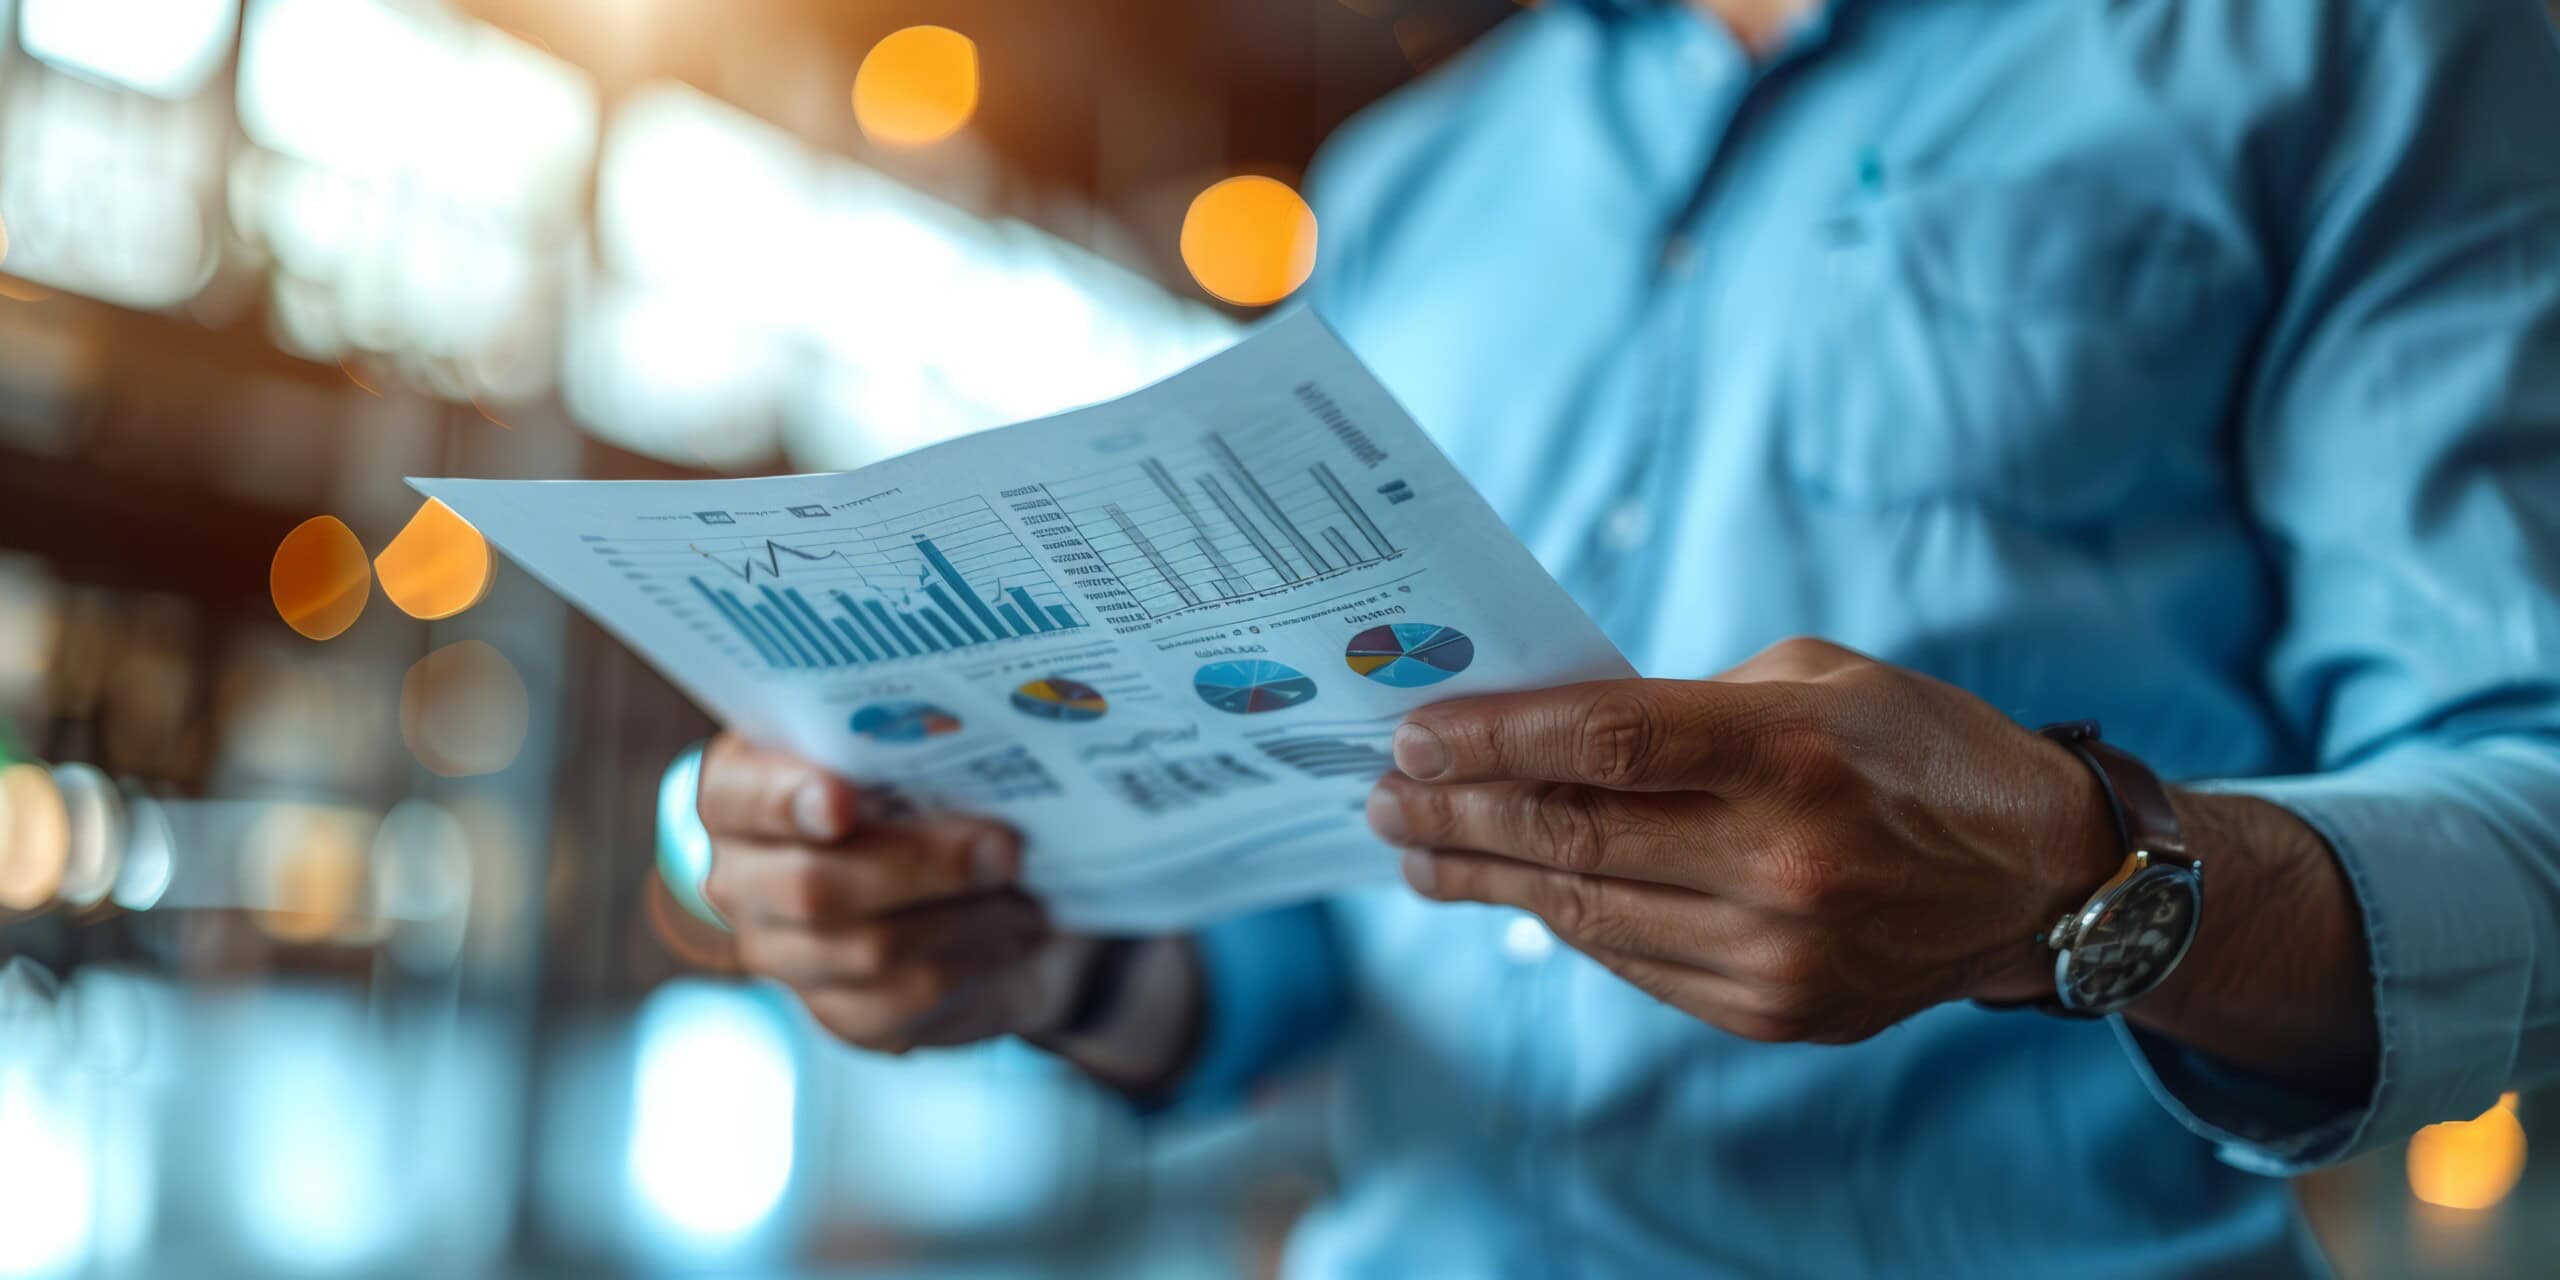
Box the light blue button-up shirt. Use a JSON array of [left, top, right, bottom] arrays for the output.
[[1181, 2, 2560, 1275]]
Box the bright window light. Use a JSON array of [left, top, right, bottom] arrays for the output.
[[238, 0, 595, 220], [598, 83, 815, 302], [561, 275, 789, 470], [228, 1004, 395, 1272], [626, 981, 798, 1249], [0, 1071, 95, 1277], [20, 0, 238, 101], [0, 70, 221, 309]]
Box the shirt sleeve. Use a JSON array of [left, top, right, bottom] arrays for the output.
[[1151, 902, 1353, 1118], [2120, 0, 2560, 1174]]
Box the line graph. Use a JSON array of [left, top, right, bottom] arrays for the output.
[[691, 538, 862, 583]]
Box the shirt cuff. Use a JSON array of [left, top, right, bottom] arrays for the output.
[[1150, 902, 1350, 1119], [2120, 749, 2537, 1174]]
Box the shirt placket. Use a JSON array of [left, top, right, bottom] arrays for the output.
[[1520, 9, 1854, 1275]]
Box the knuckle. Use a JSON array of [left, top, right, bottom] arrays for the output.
[[1762, 847, 1845, 914], [1769, 635, 1841, 665], [785, 865, 836, 920], [1399, 782, 1455, 844], [903, 965, 954, 1010], [1597, 952, 1678, 1004], [1573, 688, 1659, 787], [935, 822, 998, 883], [1768, 720, 1851, 795], [1728, 1010, 1818, 1044], [1530, 785, 1610, 874], [1538, 870, 1605, 942], [833, 924, 894, 977], [838, 1008, 910, 1049], [1758, 933, 1829, 990]]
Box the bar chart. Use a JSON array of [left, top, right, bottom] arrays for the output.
[[1045, 428, 1400, 619], [587, 496, 1089, 675]]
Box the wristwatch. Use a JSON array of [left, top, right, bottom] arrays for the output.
[[2032, 720, 2203, 1016]]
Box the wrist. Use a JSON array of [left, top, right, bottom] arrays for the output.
[[1971, 731, 2143, 1003], [1025, 936, 1204, 1097]]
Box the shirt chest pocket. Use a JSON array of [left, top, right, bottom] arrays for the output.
[[1778, 174, 2262, 525]]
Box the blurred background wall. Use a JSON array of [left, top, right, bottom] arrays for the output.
[[0, 1, 2551, 1277]]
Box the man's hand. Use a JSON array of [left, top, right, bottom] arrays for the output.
[[1366, 637, 2131, 1044], [697, 733, 1082, 1052]]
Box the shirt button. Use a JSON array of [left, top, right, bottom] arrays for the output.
[[1502, 915, 1556, 964], [1603, 498, 1652, 552]]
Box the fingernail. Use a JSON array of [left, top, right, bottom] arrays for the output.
[[1364, 787, 1411, 846], [794, 782, 844, 841], [970, 833, 1016, 887], [1392, 723, 1451, 780], [1401, 849, 1438, 895]]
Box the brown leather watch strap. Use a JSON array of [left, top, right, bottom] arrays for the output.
[[2042, 719, 2189, 866]]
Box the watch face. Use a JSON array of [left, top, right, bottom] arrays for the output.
[[2058, 866, 2200, 1012]]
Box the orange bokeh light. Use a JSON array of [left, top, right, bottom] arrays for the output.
[[375, 499, 496, 621], [400, 640, 529, 778], [2407, 1096, 2527, 1211], [0, 763, 70, 911], [271, 515, 372, 641], [1180, 176, 1319, 307], [853, 26, 979, 148], [244, 804, 372, 943]]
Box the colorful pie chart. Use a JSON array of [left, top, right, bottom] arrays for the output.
[[1011, 676, 1109, 723], [1194, 659, 1319, 715], [849, 700, 964, 743], [1345, 623, 1476, 688]]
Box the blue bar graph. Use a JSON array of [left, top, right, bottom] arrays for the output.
[[1009, 588, 1053, 632], [754, 602, 815, 666], [901, 612, 942, 652], [694, 579, 786, 667], [693, 534, 1087, 671], [924, 584, 986, 643], [831, 618, 878, 662]]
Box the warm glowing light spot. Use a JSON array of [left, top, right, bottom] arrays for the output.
[[853, 26, 979, 148], [400, 640, 529, 778], [374, 499, 495, 621], [1180, 176, 1319, 307], [243, 804, 371, 943], [272, 516, 371, 640], [2407, 1102, 2527, 1211], [0, 764, 70, 911]]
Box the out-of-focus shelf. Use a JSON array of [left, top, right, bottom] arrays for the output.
[[0, 445, 302, 603]]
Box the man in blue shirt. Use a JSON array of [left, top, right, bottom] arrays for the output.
[[691, 0, 2560, 1273]]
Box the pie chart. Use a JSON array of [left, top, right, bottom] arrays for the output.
[[849, 700, 964, 743], [1345, 623, 1476, 688], [1194, 659, 1319, 715], [1011, 676, 1109, 723]]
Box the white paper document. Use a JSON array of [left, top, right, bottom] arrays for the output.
[[416, 311, 1632, 930]]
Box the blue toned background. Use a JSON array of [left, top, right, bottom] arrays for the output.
[[0, 1, 2553, 1277]]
